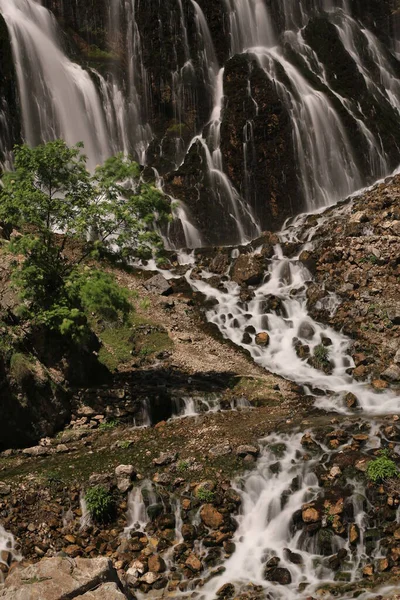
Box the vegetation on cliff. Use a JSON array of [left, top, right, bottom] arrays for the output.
[[0, 140, 171, 340]]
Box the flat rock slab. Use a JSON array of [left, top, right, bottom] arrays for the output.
[[77, 583, 127, 599], [0, 557, 118, 600], [143, 274, 172, 296]]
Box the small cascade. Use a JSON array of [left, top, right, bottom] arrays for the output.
[[197, 429, 397, 600], [0, 525, 20, 579], [79, 494, 91, 531], [186, 190, 400, 416], [132, 398, 152, 428], [125, 481, 157, 534]]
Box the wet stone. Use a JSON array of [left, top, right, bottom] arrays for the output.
[[264, 566, 292, 585]]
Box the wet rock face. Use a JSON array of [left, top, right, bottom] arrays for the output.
[[0, 15, 21, 164], [220, 54, 301, 231], [304, 16, 400, 175]]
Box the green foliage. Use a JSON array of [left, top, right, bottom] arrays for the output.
[[367, 451, 399, 483], [0, 141, 171, 340], [99, 419, 119, 431], [196, 488, 215, 502], [85, 485, 115, 523], [139, 298, 151, 311], [97, 322, 134, 371], [68, 270, 131, 323], [177, 460, 189, 473], [119, 440, 132, 450], [313, 344, 330, 369]]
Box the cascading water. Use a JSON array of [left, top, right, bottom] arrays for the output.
[[187, 199, 400, 416], [125, 481, 157, 533], [0, 525, 20, 579], [0, 0, 118, 171], [195, 429, 400, 600], [108, 0, 153, 163], [1, 0, 400, 242]]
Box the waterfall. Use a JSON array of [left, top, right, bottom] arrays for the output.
[[0, 0, 117, 171], [125, 480, 157, 533], [108, 0, 153, 163], [224, 0, 276, 53], [1, 0, 400, 241]]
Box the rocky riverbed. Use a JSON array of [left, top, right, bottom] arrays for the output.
[[0, 175, 399, 599]]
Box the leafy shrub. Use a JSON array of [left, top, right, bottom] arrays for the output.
[[85, 486, 115, 522], [367, 451, 399, 483]]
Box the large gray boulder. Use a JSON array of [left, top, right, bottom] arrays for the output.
[[0, 557, 126, 600]]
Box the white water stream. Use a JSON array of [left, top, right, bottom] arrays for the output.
[[185, 180, 400, 416]]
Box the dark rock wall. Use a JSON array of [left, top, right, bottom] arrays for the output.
[[0, 15, 20, 166], [220, 54, 300, 229]]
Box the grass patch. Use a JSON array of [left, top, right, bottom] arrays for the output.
[[95, 311, 173, 371], [97, 324, 133, 371]]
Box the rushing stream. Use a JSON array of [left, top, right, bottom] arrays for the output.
[[186, 196, 400, 416]]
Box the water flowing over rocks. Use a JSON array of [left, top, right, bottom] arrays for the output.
[[2, 0, 400, 242], [0, 3, 400, 596]]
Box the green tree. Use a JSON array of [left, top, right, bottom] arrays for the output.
[[0, 140, 171, 338]]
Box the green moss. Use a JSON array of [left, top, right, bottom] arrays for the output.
[[86, 45, 117, 60], [196, 488, 215, 502]]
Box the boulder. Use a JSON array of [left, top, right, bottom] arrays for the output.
[[0, 557, 118, 600], [0, 483, 11, 496], [302, 506, 320, 523], [200, 504, 224, 529], [255, 332, 270, 346], [381, 364, 400, 382], [143, 274, 172, 296], [153, 451, 177, 466], [231, 254, 264, 286], [185, 554, 202, 572], [148, 554, 166, 573], [115, 465, 135, 479], [264, 566, 292, 585], [236, 445, 259, 457], [76, 583, 127, 599]]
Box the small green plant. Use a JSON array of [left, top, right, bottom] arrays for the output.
[[177, 460, 189, 473], [85, 485, 115, 522], [314, 344, 329, 363], [368, 254, 379, 265], [323, 506, 334, 525], [119, 440, 132, 450], [139, 298, 151, 311], [99, 419, 119, 431], [196, 488, 215, 503], [367, 450, 399, 483]]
